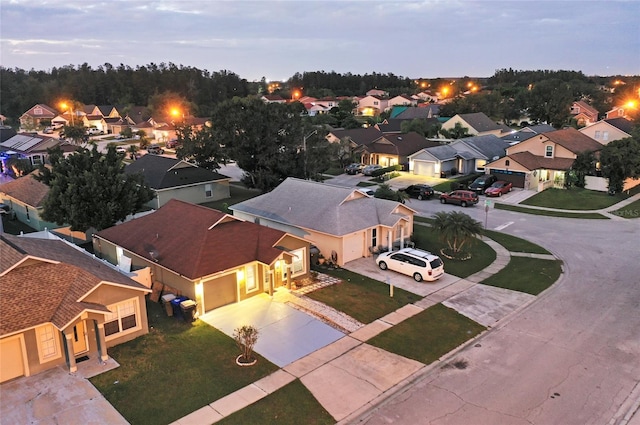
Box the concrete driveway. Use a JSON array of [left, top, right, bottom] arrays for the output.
[[199, 293, 345, 367]]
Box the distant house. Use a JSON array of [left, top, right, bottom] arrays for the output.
[[326, 127, 383, 148], [579, 118, 633, 145], [357, 95, 389, 117], [82, 115, 107, 133], [366, 89, 389, 97], [486, 128, 603, 190], [440, 112, 508, 137], [392, 104, 440, 119], [0, 233, 151, 382], [388, 95, 418, 108], [19, 104, 58, 130], [605, 105, 635, 120], [261, 95, 287, 104], [124, 155, 230, 209], [570, 101, 599, 127], [357, 132, 441, 168], [94, 199, 309, 315], [0, 133, 70, 170], [0, 171, 61, 231]]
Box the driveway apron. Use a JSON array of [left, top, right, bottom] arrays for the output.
[[200, 293, 345, 367]]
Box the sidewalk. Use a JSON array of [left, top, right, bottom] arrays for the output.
[[169, 235, 548, 425]]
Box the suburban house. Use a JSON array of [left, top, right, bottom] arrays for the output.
[[356, 132, 441, 168], [231, 178, 417, 266], [391, 104, 441, 119], [570, 100, 599, 127], [500, 124, 556, 145], [408, 134, 510, 177], [366, 89, 389, 97], [388, 95, 418, 108], [19, 104, 58, 130], [0, 233, 150, 383], [261, 94, 287, 104], [81, 115, 107, 133], [0, 171, 60, 231], [579, 118, 633, 145], [93, 199, 309, 315], [440, 112, 508, 137], [357, 95, 389, 117], [326, 127, 383, 148], [486, 128, 603, 191], [605, 105, 634, 120], [0, 133, 73, 172], [124, 155, 231, 209]]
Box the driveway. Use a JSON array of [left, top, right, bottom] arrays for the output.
[[199, 293, 345, 367]]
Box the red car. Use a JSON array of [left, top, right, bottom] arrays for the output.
[[484, 181, 513, 197], [439, 190, 479, 207]]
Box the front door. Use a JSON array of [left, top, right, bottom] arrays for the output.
[[72, 321, 88, 355]]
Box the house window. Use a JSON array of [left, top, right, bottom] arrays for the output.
[[245, 264, 257, 292], [205, 184, 212, 198], [31, 155, 43, 166], [372, 228, 378, 247], [290, 248, 305, 277], [595, 131, 601, 140], [104, 298, 140, 340], [505, 159, 510, 166], [374, 101, 378, 105], [602, 131, 609, 141], [34, 107, 43, 115], [36, 324, 60, 363], [545, 146, 553, 158]]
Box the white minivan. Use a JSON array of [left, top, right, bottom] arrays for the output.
[[376, 248, 445, 282]]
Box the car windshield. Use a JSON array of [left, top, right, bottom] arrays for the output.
[[490, 182, 502, 188], [430, 258, 443, 268]]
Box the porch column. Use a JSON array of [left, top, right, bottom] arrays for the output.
[[95, 322, 109, 362], [268, 269, 274, 297], [64, 331, 77, 373], [286, 265, 292, 290], [387, 231, 391, 252]]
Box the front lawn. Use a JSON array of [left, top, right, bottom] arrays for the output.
[[481, 257, 563, 295], [521, 187, 629, 210], [367, 303, 485, 364], [90, 301, 279, 425], [483, 229, 551, 255], [610, 198, 640, 219], [307, 268, 422, 324], [412, 223, 496, 278], [217, 379, 334, 425]]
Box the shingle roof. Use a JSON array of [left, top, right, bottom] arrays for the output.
[[231, 178, 412, 236], [364, 132, 441, 156], [394, 107, 440, 120], [0, 173, 49, 207], [124, 155, 229, 190], [455, 134, 510, 160], [95, 199, 292, 280], [507, 151, 576, 171], [457, 112, 502, 132], [329, 127, 383, 146], [603, 118, 633, 134], [422, 144, 459, 160], [542, 128, 603, 153]]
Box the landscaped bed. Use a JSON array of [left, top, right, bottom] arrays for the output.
[[481, 257, 563, 295], [367, 303, 486, 364], [90, 300, 279, 425]]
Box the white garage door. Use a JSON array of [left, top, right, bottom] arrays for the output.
[[0, 336, 26, 383], [343, 233, 363, 264], [413, 160, 434, 177]]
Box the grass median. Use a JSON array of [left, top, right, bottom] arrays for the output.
[[495, 203, 608, 219], [482, 229, 551, 254], [481, 257, 563, 295]]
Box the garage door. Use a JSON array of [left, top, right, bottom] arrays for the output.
[[413, 160, 434, 177], [490, 169, 526, 188], [203, 274, 237, 312], [343, 233, 364, 264], [0, 336, 26, 383]]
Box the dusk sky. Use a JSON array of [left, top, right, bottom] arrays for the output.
[[1, 0, 638, 82]]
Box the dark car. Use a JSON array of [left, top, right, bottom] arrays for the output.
[[468, 174, 498, 195], [166, 139, 181, 149], [485, 180, 513, 197], [400, 184, 435, 200], [439, 190, 479, 207], [345, 163, 365, 175], [147, 143, 164, 155]]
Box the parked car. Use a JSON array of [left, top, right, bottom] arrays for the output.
[[43, 127, 53, 134], [400, 184, 434, 200], [147, 143, 164, 155], [468, 174, 498, 195], [166, 139, 181, 149], [345, 163, 365, 175], [115, 146, 128, 155], [485, 180, 513, 197], [376, 248, 445, 282], [362, 164, 383, 176], [86, 127, 104, 136], [439, 190, 479, 207]]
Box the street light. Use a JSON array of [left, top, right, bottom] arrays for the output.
[[60, 101, 75, 126], [303, 129, 318, 179]]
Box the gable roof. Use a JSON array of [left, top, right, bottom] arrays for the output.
[[603, 118, 634, 134], [95, 199, 294, 280], [363, 132, 441, 156], [21, 104, 58, 119], [505, 151, 576, 171], [501, 124, 556, 144], [0, 133, 62, 154], [571, 100, 598, 116], [231, 178, 414, 236], [453, 134, 510, 160], [0, 234, 148, 336], [0, 172, 49, 207], [124, 155, 229, 190], [456, 112, 503, 132], [393, 106, 440, 120], [542, 128, 603, 153], [329, 127, 383, 146]]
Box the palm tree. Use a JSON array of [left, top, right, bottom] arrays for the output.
[[432, 211, 483, 257]]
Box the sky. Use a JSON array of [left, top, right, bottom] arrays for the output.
[[1, 0, 638, 82]]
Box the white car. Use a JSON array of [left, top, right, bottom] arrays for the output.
[[376, 248, 444, 282]]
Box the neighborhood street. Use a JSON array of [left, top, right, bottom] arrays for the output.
[[355, 207, 640, 425]]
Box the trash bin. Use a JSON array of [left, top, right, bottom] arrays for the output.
[[180, 299, 197, 322], [161, 294, 176, 317], [171, 296, 188, 319]]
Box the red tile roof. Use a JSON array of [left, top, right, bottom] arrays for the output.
[[95, 199, 292, 280]]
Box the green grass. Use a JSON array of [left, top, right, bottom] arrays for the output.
[[368, 303, 485, 364], [412, 224, 496, 278], [483, 229, 551, 254], [306, 268, 422, 324], [217, 379, 334, 425], [201, 183, 262, 212], [521, 187, 629, 210], [610, 198, 640, 219], [90, 301, 279, 425], [323, 167, 344, 176], [495, 203, 609, 219], [482, 257, 563, 295], [356, 181, 378, 187]]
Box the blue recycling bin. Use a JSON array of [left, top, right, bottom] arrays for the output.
[[171, 296, 188, 318]]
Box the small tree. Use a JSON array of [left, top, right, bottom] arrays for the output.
[[233, 325, 259, 364], [374, 183, 407, 203], [432, 211, 483, 259]]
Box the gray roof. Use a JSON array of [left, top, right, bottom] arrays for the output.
[[395, 106, 440, 120], [231, 178, 411, 236], [421, 144, 459, 161], [453, 134, 510, 160], [125, 155, 229, 190], [457, 112, 502, 132]]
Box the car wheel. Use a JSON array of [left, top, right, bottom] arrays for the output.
[[498, 192, 502, 197], [413, 272, 423, 282], [440, 198, 446, 204], [461, 201, 467, 207], [378, 261, 388, 270], [418, 194, 423, 200]]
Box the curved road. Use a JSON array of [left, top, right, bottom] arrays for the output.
[[356, 207, 640, 425]]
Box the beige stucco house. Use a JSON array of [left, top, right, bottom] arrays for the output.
[[0, 172, 61, 231], [579, 118, 633, 145]]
